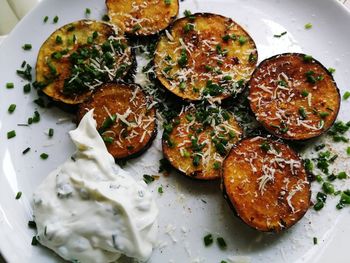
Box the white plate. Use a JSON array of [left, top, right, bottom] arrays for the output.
[[1, 0, 350, 262]]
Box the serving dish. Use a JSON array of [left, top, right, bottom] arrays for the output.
[[0, 0, 349, 262]]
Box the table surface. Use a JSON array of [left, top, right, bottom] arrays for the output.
[[0, 0, 349, 262]]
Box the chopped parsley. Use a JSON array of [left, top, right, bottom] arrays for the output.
[[328, 67, 336, 74], [164, 0, 172, 4], [43, 16, 49, 23], [85, 8, 91, 16], [102, 14, 110, 21], [158, 186, 164, 194]]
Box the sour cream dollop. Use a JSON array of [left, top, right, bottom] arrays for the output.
[[33, 110, 158, 263]]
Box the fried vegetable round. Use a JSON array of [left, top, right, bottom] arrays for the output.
[[77, 83, 157, 159], [106, 0, 179, 36], [162, 104, 242, 180], [36, 20, 133, 105], [222, 136, 311, 232], [154, 12, 258, 101], [249, 53, 340, 140]]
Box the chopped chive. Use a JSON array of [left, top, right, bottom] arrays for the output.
[[347, 147, 350, 155], [43, 16, 49, 23], [40, 153, 49, 160], [102, 14, 110, 21], [6, 82, 14, 89], [28, 118, 33, 125], [343, 91, 350, 100], [183, 23, 194, 33], [204, 234, 213, 246], [158, 186, 164, 194], [238, 36, 247, 45], [7, 130, 16, 139], [305, 23, 313, 29], [143, 174, 155, 184], [328, 68, 336, 74], [213, 162, 221, 170], [322, 182, 334, 194], [313, 201, 324, 211], [337, 171, 347, 179], [222, 34, 230, 41], [55, 35, 63, 44], [316, 192, 327, 203], [53, 16, 59, 23], [85, 8, 91, 15], [274, 31, 287, 38], [22, 44, 32, 50], [164, 0, 171, 4], [301, 90, 309, 97], [21, 60, 27, 68], [23, 83, 31, 93], [319, 112, 329, 118], [260, 141, 270, 152], [102, 136, 114, 144], [28, 220, 36, 229], [303, 55, 313, 62], [132, 24, 142, 32], [31, 236, 38, 246], [221, 261, 228, 263], [48, 128, 54, 137], [8, 104, 16, 113], [223, 75, 232, 81], [15, 191, 22, 199], [22, 147, 31, 154], [313, 237, 318, 245], [33, 111, 40, 123], [298, 107, 307, 119], [217, 237, 227, 249]]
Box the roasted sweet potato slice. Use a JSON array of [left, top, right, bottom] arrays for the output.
[[162, 104, 242, 180], [154, 13, 258, 101], [36, 20, 133, 105], [106, 0, 179, 36], [249, 53, 340, 140], [222, 136, 311, 232], [77, 83, 156, 159]]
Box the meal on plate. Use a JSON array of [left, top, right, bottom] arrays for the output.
[[4, 0, 347, 262]]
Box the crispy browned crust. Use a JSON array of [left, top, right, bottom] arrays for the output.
[[154, 13, 258, 101], [162, 107, 242, 180], [36, 20, 133, 105], [77, 82, 157, 159], [106, 0, 179, 36], [222, 136, 311, 232], [249, 53, 340, 141]]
